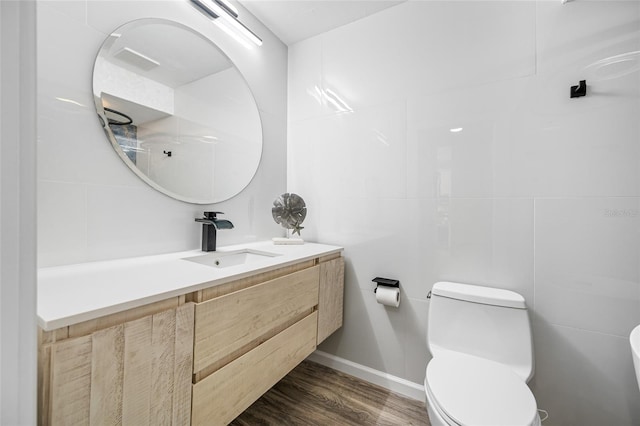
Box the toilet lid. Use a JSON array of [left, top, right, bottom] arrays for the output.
[[426, 352, 538, 426]]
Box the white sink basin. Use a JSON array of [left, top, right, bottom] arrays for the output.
[[182, 249, 281, 269], [632, 324, 640, 393]]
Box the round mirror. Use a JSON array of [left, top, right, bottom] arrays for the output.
[[92, 19, 262, 204]]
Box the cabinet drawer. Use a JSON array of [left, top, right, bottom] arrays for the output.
[[192, 312, 318, 426], [193, 266, 319, 374]]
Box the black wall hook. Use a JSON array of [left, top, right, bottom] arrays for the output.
[[163, 150, 172, 157], [570, 80, 587, 98]]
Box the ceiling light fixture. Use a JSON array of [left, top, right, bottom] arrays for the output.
[[191, 0, 263, 47]]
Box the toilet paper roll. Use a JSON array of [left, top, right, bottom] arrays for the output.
[[376, 286, 400, 308]]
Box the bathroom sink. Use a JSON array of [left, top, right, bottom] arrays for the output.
[[632, 324, 640, 393], [182, 249, 281, 269]]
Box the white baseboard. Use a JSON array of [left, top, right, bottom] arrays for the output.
[[306, 350, 426, 402]]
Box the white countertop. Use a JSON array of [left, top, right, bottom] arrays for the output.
[[38, 241, 343, 331]]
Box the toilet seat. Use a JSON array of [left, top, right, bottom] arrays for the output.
[[425, 352, 538, 426]]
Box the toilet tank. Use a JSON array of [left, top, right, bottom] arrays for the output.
[[427, 282, 534, 382]]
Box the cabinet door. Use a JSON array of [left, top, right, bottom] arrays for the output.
[[317, 257, 345, 344], [45, 303, 194, 426]]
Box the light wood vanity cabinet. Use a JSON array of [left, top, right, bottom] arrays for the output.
[[38, 252, 344, 426]]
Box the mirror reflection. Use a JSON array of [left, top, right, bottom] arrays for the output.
[[93, 19, 262, 204]]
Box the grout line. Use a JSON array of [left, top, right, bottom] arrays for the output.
[[543, 321, 633, 341], [534, 0, 538, 76], [533, 197, 536, 312]]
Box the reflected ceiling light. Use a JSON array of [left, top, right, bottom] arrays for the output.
[[324, 88, 353, 113], [306, 85, 353, 113], [55, 97, 86, 107], [450, 127, 463, 133], [372, 129, 390, 146], [584, 50, 640, 81], [307, 86, 324, 105], [191, 0, 262, 47], [202, 135, 220, 143]]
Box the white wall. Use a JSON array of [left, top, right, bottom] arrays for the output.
[[288, 1, 640, 425], [0, 1, 37, 424], [37, 0, 288, 267]]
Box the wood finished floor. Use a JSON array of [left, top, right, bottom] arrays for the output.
[[230, 361, 431, 426]]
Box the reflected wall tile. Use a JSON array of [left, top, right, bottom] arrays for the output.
[[532, 320, 640, 426], [322, 1, 535, 109], [535, 198, 640, 337], [38, 88, 143, 187], [38, 180, 87, 267]]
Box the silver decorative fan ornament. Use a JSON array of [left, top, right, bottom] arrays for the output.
[[272, 193, 306, 244]]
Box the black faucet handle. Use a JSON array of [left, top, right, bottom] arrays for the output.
[[203, 211, 224, 219]]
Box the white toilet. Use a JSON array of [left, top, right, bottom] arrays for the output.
[[425, 282, 541, 426]]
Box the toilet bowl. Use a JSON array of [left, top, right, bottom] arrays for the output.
[[424, 282, 540, 426]]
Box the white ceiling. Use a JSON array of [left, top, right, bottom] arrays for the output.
[[238, 0, 406, 46]]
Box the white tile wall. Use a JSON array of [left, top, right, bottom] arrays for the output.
[[535, 197, 640, 338], [288, 1, 640, 424], [37, 0, 288, 266], [533, 320, 640, 425], [320, 1, 536, 109]]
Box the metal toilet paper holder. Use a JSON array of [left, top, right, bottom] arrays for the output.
[[372, 277, 400, 293]]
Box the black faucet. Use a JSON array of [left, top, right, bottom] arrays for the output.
[[195, 211, 234, 252]]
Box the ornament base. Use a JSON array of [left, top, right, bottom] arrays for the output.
[[272, 237, 305, 245]]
